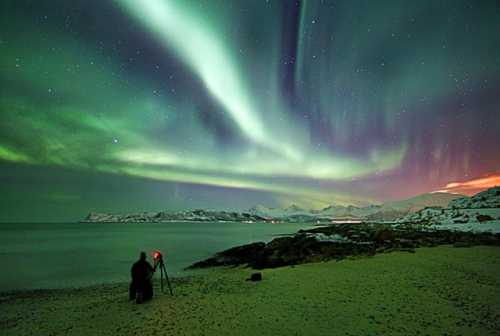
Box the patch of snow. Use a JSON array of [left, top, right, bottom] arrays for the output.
[[307, 233, 351, 243], [430, 220, 500, 234]]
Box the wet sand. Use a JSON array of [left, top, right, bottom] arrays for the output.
[[1, 246, 499, 335]]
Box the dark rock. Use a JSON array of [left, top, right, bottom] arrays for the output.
[[186, 242, 265, 269], [476, 214, 493, 222], [188, 223, 500, 270], [246, 273, 262, 281], [371, 228, 395, 243], [453, 241, 473, 248], [398, 238, 416, 248]]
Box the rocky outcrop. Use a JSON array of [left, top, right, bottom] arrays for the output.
[[188, 242, 266, 268], [188, 223, 500, 270]]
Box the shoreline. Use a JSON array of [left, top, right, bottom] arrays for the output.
[[0, 275, 196, 298], [0, 272, 203, 297], [2, 245, 500, 335]]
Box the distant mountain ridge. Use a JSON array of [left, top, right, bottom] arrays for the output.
[[248, 192, 465, 221], [83, 209, 267, 223], [83, 191, 466, 223]]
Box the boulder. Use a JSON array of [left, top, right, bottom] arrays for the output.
[[372, 228, 395, 243], [246, 273, 262, 281], [476, 214, 493, 222]]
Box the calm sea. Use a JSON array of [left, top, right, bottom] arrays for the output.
[[0, 221, 313, 291]]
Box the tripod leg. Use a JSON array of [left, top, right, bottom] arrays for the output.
[[162, 262, 173, 296], [160, 263, 164, 292]]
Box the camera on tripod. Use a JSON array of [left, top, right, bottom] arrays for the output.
[[151, 250, 173, 296]]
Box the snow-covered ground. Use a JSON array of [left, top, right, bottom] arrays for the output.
[[430, 220, 500, 234], [398, 208, 500, 224], [394, 187, 500, 233], [396, 208, 500, 233], [449, 186, 500, 209]]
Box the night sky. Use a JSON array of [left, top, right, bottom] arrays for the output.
[[1, 0, 499, 222]]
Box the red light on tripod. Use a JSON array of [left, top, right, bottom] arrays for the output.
[[152, 250, 162, 260]]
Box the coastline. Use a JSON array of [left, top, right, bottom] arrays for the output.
[[2, 245, 500, 335]]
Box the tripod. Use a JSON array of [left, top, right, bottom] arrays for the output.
[[156, 257, 173, 296]]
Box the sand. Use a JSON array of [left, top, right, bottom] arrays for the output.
[[1, 246, 499, 336]]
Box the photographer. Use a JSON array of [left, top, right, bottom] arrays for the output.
[[129, 251, 155, 303]]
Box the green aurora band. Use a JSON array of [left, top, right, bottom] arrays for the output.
[[1, 0, 499, 219]]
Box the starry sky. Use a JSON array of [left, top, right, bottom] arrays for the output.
[[1, 0, 499, 222]]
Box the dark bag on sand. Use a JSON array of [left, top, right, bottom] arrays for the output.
[[246, 273, 262, 281]]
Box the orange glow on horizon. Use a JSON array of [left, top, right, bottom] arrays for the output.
[[435, 173, 500, 196]]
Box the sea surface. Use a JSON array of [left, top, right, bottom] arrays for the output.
[[0, 221, 314, 291]]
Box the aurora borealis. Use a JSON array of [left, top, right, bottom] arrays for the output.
[[1, 0, 499, 221]]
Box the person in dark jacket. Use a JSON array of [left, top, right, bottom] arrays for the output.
[[129, 251, 155, 303]]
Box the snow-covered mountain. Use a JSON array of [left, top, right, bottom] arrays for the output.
[[382, 192, 464, 212], [248, 192, 465, 221], [82, 189, 488, 224], [248, 204, 311, 218], [396, 186, 500, 233], [317, 204, 381, 218], [449, 186, 500, 209], [365, 192, 465, 220], [83, 209, 267, 223]]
